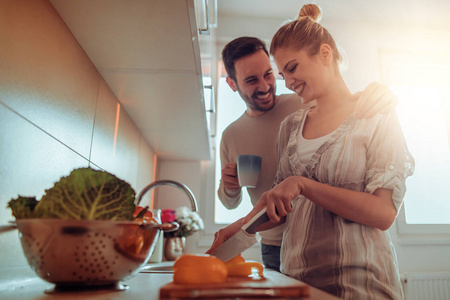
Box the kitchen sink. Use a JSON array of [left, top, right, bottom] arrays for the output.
[[140, 261, 174, 273]]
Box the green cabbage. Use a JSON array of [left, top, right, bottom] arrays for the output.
[[8, 167, 136, 220], [7, 196, 38, 219]]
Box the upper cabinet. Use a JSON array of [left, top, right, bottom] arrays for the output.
[[49, 0, 213, 161]]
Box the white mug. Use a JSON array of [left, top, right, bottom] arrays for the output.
[[237, 154, 262, 188]]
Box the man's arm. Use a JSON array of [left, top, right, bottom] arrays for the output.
[[217, 163, 243, 209], [351, 82, 398, 118], [217, 137, 242, 209]]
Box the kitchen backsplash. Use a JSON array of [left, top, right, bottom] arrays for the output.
[[0, 0, 155, 269]]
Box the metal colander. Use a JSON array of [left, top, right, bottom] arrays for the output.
[[15, 219, 177, 288]]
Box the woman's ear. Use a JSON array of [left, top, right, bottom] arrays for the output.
[[319, 44, 333, 65], [226, 76, 238, 92]]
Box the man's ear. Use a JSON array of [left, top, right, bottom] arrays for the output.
[[319, 44, 332, 65], [226, 76, 238, 92]]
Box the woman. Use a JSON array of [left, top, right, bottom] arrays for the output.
[[210, 4, 414, 300]]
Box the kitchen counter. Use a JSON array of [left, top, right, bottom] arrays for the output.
[[1, 266, 169, 300], [1, 264, 340, 300]]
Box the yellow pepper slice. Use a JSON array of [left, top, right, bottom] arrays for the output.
[[224, 254, 264, 277], [173, 254, 228, 284], [224, 254, 246, 265], [226, 261, 264, 277]]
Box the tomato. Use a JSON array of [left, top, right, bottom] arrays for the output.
[[133, 206, 154, 222], [122, 233, 144, 255], [173, 254, 228, 284]]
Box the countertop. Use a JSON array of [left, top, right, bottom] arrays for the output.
[[1, 264, 340, 300]]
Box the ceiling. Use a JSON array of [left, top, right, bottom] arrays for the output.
[[49, 0, 211, 161], [217, 0, 449, 26]]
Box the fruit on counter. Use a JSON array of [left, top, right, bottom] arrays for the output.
[[119, 231, 145, 255], [173, 254, 228, 284], [115, 223, 159, 262], [8, 167, 136, 220], [226, 261, 264, 277], [224, 254, 246, 265], [225, 254, 264, 277], [172, 254, 264, 284], [133, 206, 158, 223]]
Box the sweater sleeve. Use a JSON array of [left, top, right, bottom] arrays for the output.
[[217, 130, 243, 209]]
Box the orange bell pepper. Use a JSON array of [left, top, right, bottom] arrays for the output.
[[226, 261, 264, 277], [224, 254, 264, 277], [224, 254, 245, 265], [173, 254, 228, 284]]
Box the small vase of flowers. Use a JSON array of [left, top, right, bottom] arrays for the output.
[[161, 206, 204, 261]]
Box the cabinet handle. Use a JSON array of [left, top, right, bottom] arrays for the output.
[[198, 0, 210, 35], [204, 84, 216, 138], [204, 85, 215, 113]]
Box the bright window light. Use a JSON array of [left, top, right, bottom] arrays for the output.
[[394, 86, 450, 224]]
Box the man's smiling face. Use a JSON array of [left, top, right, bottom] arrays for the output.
[[227, 49, 277, 116]]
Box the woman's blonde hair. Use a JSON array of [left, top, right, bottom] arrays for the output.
[[270, 4, 342, 64]]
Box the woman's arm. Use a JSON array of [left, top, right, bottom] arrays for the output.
[[205, 218, 244, 254], [250, 176, 397, 231], [205, 216, 286, 254]]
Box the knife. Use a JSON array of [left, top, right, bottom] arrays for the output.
[[210, 207, 270, 262]]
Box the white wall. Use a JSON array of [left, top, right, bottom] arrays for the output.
[[0, 0, 155, 270]]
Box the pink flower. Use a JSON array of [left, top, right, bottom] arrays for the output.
[[161, 209, 176, 223]]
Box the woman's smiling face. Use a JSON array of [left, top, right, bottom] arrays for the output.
[[273, 46, 330, 104]]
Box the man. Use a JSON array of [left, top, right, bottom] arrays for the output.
[[215, 37, 396, 271]]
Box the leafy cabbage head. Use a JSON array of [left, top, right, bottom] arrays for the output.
[[9, 168, 136, 220], [8, 196, 38, 219]]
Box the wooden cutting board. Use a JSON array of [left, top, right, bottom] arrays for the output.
[[159, 270, 310, 299]]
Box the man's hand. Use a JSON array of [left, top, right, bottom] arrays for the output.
[[221, 163, 240, 193], [205, 218, 244, 254], [351, 82, 399, 119]]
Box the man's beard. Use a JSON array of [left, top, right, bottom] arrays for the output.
[[238, 86, 276, 112]]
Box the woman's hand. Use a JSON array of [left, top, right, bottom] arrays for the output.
[[351, 82, 398, 119], [244, 176, 304, 224], [205, 218, 244, 254]]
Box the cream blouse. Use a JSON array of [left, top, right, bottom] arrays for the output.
[[275, 108, 414, 300], [296, 112, 335, 164]]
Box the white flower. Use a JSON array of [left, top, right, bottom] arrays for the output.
[[173, 206, 204, 237], [175, 206, 190, 219], [192, 213, 204, 229], [190, 212, 200, 222]]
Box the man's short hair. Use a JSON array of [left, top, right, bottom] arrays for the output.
[[222, 37, 269, 81]]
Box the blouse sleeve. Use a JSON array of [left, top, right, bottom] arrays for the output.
[[364, 112, 415, 212], [272, 112, 297, 187]]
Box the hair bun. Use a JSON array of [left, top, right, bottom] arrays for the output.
[[297, 4, 322, 22]]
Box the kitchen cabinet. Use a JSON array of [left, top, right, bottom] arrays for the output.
[[49, 0, 213, 161]]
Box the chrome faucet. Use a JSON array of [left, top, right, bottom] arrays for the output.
[[136, 180, 198, 212]]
